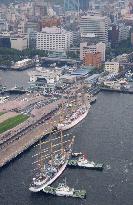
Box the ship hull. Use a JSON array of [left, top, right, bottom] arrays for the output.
[[29, 160, 68, 192], [57, 107, 89, 131]]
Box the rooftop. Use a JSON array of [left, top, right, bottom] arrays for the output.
[[71, 69, 89, 76]]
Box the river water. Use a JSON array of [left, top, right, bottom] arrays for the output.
[[0, 70, 133, 205]]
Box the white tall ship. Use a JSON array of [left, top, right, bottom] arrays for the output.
[[57, 105, 90, 131], [57, 86, 90, 131], [29, 131, 75, 192]]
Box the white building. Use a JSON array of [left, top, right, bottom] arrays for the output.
[[28, 68, 62, 84], [105, 62, 120, 73], [80, 41, 105, 61], [10, 35, 29, 50], [80, 14, 108, 44], [36, 26, 73, 51]]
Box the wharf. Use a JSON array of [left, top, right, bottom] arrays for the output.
[[0, 113, 59, 168], [43, 186, 86, 199], [101, 87, 133, 94]]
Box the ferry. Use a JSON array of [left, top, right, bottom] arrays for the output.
[[11, 59, 34, 70]]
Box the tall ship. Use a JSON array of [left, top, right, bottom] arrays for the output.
[[29, 131, 75, 192], [57, 86, 90, 131], [57, 105, 90, 131]]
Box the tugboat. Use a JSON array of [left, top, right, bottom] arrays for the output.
[[55, 181, 74, 197], [43, 179, 86, 198], [68, 153, 103, 170]]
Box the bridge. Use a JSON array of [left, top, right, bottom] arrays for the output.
[[41, 56, 80, 64]]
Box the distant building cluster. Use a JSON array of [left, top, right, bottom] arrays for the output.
[[0, 0, 133, 72]]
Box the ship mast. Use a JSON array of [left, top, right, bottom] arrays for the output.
[[39, 139, 44, 176], [60, 130, 64, 156], [50, 132, 53, 165]]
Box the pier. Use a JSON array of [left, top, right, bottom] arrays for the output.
[[0, 93, 65, 167]]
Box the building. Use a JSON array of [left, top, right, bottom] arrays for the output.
[[0, 19, 8, 32], [80, 41, 105, 61], [25, 21, 40, 34], [64, 0, 89, 11], [10, 34, 29, 50], [118, 23, 130, 42], [64, 0, 79, 11], [105, 62, 120, 73], [84, 52, 102, 68], [79, 0, 89, 10], [85, 74, 100, 84], [17, 21, 25, 34], [41, 17, 61, 29], [29, 31, 37, 49], [108, 25, 119, 47], [80, 14, 108, 44], [53, 5, 64, 16], [71, 69, 89, 78], [33, 0, 47, 17], [36, 26, 73, 51], [131, 32, 133, 45], [112, 53, 128, 63], [0, 33, 11, 48]]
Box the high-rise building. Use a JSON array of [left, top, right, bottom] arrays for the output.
[[64, 0, 79, 11], [64, 0, 89, 11], [80, 14, 108, 44]]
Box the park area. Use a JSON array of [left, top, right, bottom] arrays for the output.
[[0, 114, 29, 134]]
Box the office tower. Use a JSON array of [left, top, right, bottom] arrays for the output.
[[80, 14, 108, 44]]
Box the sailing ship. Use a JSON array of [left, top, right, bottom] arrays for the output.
[[57, 84, 90, 131], [57, 105, 90, 131], [29, 130, 75, 192]]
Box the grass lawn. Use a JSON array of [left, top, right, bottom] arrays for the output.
[[0, 114, 29, 134], [0, 112, 4, 116]]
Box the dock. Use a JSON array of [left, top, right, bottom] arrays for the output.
[[101, 87, 133, 94], [43, 186, 86, 199], [0, 97, 64, 168]]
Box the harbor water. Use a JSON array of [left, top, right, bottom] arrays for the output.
[[0, 70, 133, 205]]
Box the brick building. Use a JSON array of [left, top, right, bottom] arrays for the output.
[[84, 52, 102, 68]]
